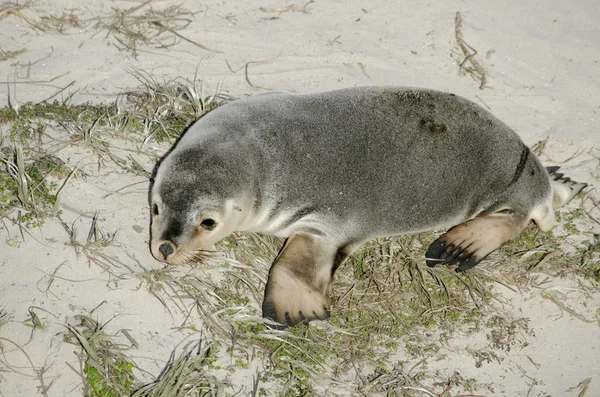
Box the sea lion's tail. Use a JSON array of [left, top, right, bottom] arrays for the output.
[[545, 166, 588, 209]]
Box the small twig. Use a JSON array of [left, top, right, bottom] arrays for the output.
[[566, 378, 592, 397], [244, 61, 270, 88], [475, 95, 491, 110], [357, 62, 372, 81], [0, 337, 38, 377], [89, 300, 107, 315], [397, 386, 437, 397], [40, 80, 76, 103], [259, 0, 313, 14], [455, 12, 487, 89], [151, 21, 221, 53], [0, 72, 71, 86], [225, 59, 273, 89], [542, 288, 596, 323], [582, 194, 600, 226]]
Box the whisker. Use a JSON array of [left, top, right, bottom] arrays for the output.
[[181, 249, 217, 265]]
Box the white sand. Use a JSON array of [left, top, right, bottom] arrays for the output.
[[1, 0, 599, 396]]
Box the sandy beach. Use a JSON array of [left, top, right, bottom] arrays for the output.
[[1, 1, 599, 396]]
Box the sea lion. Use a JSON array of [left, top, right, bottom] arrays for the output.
[[148, 86, 587, 327]]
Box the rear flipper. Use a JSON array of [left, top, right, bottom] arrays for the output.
[[426, 214, 527, 272], [546, 166, 588, 209]]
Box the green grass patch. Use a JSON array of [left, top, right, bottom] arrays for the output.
[[0, 78, 226, 228], [68, 316, 138, 397], [84, 358, 136, 397]]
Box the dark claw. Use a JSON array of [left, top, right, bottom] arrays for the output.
[[313, 306, 331, 320], [311, 306, 331, 321], [262, 300, 288, 330], [439, 243, 456, 261], [262, 300, 330, 328], [427, 236, 465, 267], [455, 254, 485, 272], [426, 239, 448, 267], [444, 246, 464, 264], [262, 300, 277, 321], [444, 242, 474, 265], [427, 234, 484, 271]]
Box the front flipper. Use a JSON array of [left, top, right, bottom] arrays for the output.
[[262, 234, 338, 328], [426, 214, 527, 272]]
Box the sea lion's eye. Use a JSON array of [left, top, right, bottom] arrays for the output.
[[153, 204, 159, 216], [200, 218, 217, 230]]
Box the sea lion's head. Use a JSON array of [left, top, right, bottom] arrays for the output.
[[149, 195, 232, 265], [148, 148, 243, 265]]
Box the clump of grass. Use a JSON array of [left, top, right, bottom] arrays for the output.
[[0, 101, 120, 142], [0, 143, 59, 225], [0, 1, 36, 30], [578, 235, 600, 281], [92, 1, 220, 58], [136, 266, 193, 319], [500, 223, 557, 262], [0, 74, 225, 143], [1, 1, 217, 57], [68, 314, 223, 397], [0, 48, 27, 61], [68, 315, 138, 397], [132, 339, 222, 397], [61, 213, 134, 278], [0, 101, 120, 223], [485, 315, 530, 352], [38, 9, 81, 33], [163, 233, 495, 395], [496, 200, 600, 280], [0, 1, 82, 34], [1, 100, 117, 125], [126, 68, 229, 143], [0, 73, 225, 231], [0, 306, 12, 329]]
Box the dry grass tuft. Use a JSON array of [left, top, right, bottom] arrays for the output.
[[143, 233, 494, 395], [0, 1, 37, 29], [93, 1, 220, 58], [1, 1, 218, 58], [0, 306, 12, 329], [0, 141, 60, 223], [68, 314, 223, 396], [68, 315, 139, 397], [132, 338, 221, 396], [125, 67, 230, 144]]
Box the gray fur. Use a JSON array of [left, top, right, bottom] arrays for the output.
[[154, 86, 550, 244]]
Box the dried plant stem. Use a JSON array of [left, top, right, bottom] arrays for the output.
[[455, 12, 487, 89]]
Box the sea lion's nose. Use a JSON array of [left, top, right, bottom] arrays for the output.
[[159, 243, 174, 260]]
